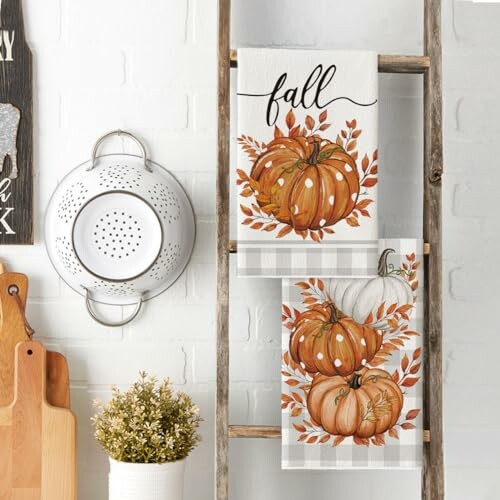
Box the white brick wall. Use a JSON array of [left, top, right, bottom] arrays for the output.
[[443, 0, 500, 494], [11, 0, 493, 498]]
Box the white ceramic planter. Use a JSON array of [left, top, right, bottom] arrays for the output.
[[109, 458, 186, 500]]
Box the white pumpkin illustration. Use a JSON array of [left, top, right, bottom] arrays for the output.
[[328, 248, 414, 330]]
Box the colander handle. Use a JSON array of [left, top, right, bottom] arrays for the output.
[[85, 289, 143, 327], [89, 130, 152, 172]]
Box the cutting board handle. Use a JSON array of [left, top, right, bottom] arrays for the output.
[[10, 341, 45, 488], [13, 341, 45, 405], [0, 272, 30, 406]]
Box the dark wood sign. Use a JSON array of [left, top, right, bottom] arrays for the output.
[[0, 0, 33, 244]]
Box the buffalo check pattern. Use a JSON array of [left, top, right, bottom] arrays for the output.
[[237, 240, 379, 278]]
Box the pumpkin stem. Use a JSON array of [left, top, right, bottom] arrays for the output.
[[308, 141, 321, 165], [328, 302, 344, 323], [377, 248, 396, 277], [349, 373, 362, 390]]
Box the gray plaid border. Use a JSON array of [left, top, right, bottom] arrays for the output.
[[238, 240, 379, 278]]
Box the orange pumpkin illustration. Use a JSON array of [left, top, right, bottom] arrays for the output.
[[307, 368, 403, 438], [289, 302, 383, 377], [250, 136, 360, 231]]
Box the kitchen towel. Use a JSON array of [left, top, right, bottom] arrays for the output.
[[281, 239, 423, 469], [236, 48, 379, 277]]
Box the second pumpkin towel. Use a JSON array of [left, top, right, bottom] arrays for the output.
[[281, 239, 424, 469]]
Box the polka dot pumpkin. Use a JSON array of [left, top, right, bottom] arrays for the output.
[[250, 136, 360, 231], [289, 302, 383, 377]]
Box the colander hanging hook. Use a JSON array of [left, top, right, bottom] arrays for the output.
[[88, 130, 153, 172], [84, 287, 144, 327]]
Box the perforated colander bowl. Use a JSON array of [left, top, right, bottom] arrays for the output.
[[45, 131, 196, 326]]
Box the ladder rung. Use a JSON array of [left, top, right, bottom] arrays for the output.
[[229, 240, 431, 256], [229, 50, 430, 74], [229, 425, 281, 439], [229, 425, 431, 443]]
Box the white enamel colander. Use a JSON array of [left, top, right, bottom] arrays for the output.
[[45, 130, 196, 327]]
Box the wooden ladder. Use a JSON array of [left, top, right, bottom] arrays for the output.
[[216, 1, 443, 499]]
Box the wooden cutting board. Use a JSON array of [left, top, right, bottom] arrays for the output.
[[0, 341, 77, 499], [0, 270, 70, 409], [46, 351, 71, 409]]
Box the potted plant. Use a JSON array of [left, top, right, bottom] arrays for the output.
[[92, 372, 201, 500]]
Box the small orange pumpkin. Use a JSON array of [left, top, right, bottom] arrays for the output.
[[307, 368, 404, 438], [289, 302, 383, 377], [250, 136, 359, 231]]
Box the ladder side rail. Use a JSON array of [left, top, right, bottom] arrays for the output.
[[216, 0, 231, 499], [422, 1, 444, 500]]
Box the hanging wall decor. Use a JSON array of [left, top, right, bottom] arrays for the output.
[[45, 131, 196, 327], [0, 0, 33, 244], [236, 49, 378, 277], [281, 239, 423, 469]]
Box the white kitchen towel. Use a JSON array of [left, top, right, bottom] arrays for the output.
[[236, 48, 379, 277], [281, 239, 423, 469]]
